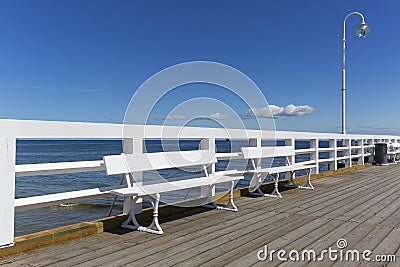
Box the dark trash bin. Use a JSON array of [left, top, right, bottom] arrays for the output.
[[374, 143, 388, 165]]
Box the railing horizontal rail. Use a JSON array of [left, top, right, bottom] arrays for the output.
[[15, 160, 105, 177], [216, 152, 242, 160], [318, 158, 335, 163], [295, 160, 316, 165], [14, 185, 125, 211], [1, 119, 400, 140], [295, 148, 315, 154], [319, 148, 335, 152], [336, 147, 350, 151]]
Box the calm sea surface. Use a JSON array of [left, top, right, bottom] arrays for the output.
[[15, 139, 329, 236]]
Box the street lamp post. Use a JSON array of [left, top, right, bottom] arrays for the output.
[[342, 12, 370, 134]]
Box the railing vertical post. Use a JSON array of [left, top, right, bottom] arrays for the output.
[[370, 138, 375, 163], [123, 138, 143, 215], [344, 139, 352, 168], [329, 139, 337, 170], [285, 138, 295, 179], [249, 136, 262, 168], [372, 139, 377, 162], [0, 137, 16, 248], [200, 138, 216, 197], [310, 139, 319, 174], [359, 139, 365, 165]]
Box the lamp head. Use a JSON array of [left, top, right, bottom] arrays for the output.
[[356, 22, 370, 37]]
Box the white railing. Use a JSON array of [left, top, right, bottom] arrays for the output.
[[1, 119, 399, 248]]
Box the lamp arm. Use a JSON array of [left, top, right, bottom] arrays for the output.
[[343, 12, 365, 40]]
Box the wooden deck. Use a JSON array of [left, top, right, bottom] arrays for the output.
[[2, 164, 400, 267]]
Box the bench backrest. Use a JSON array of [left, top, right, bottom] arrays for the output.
[[241, 146, 294, 159], [103, 150, 216, 175]]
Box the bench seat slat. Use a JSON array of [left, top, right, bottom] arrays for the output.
[[248, 164, 317, 174], [241, 146, 295, 159], [110, 175, 243, 197]]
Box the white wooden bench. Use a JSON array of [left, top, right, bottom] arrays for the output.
[[103, 150, 243, 234], [241, 146, 316, 198]]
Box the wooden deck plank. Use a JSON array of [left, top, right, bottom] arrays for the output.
[[193, 217, 332, 267], [21, 170, 374, 266], [45, 196, 289, 266], [386, 245, 400, 267], [14, 172, 364, 266], [330, 195, 400, 267], [204, 178, 399, 267], [303, 178, 400, 220], [10, 198, 257, 266], [147, 214, 313, 267], [109, 169, 394, 266], [80, 212, 294, 265], [6, 195, 251, 263], [356, 227, 400, 267], [0, 169, 384, 266], [303, 191, 400, 267], [258, 219, 345, 267], [229, 168, 400, 267], [61, 172, 378, 267], [271, 170, 395, 215], [63, 208, 279, 266], [1, 165, 400, 267], [257, 184, 400, 267], [194, 176, 400, 265], [230, 192, 399, 266]]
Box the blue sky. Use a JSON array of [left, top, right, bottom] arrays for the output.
[[0, 0, 399, 134]]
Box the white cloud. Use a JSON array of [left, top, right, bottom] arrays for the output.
[[245, 104, 315, 118], [282, 104, 315, 117], [245, 105, 284, 118], [154, 114, 186, 121], [167, 114, 186, 120], [209, 113, 230, 120]]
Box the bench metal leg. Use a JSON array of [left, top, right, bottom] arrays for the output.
[[263, 174, 282, 198], [203, 182, 238, 212], [284, 169, 315, 190], [249, 173, 266, 196], [298, 168, 314, 190], [121, 193, 164, 235], [249, 186, 266, 197], [284, 171, 299, 188], [250, 174, 282, 198]]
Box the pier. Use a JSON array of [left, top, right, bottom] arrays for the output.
[[1, 164, 399, 266], [0, 119, 400, 266]]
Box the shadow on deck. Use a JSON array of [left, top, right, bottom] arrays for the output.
[[1, 164, 400, 267]]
